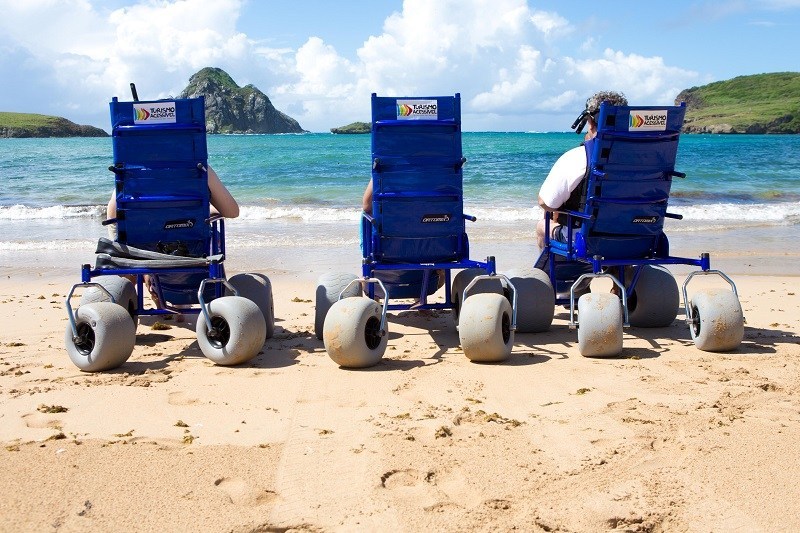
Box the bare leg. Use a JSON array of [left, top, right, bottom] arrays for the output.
[[536, 218, 547, 250]]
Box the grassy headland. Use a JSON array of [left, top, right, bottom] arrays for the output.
[[677, 72, 800, 133], [330, 121, 370, 134], [0, 112, 107, 138]]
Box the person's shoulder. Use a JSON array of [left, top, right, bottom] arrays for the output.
[[554, 144, 586, 166]]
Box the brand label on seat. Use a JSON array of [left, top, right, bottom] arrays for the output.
[[421, 214, 451, 223], [133, 102, 177, 124], [397, 100, 438, 120], [164, 218, 195, 229], [629, 110, 667, 131], [631, 216, 659, 224]]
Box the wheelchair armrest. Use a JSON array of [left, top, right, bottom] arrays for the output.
[[205, 213, 224, 224], [101, 218, 117, 226], [559, 209, 592, 220], [463, 213, 477, 222], [669, 170, 686, 179], [362, 211, 375, 225], [665, 212, 683, 220]]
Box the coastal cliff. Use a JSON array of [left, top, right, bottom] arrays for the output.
[[677, 72, 800, 133], [0, 112, 108, 138], [179, 67, 305, 134]]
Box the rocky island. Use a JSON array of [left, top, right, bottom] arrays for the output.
[[180, 67, 305, 134]]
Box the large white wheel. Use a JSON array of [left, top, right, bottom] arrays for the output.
[[323, 297, 387, 368], [458, 293, 514, 363], [80, 275, 137, 322], [226, 273, 275, 340], [315, 272, 362, 340], [507, 268, 555, 333], [195, 296, 266, 366], [451, 268, 503, 327], [627, 266, 679, 328], [64, 302, 136, 372], [577, 293, 623, 357], [689, 289, 744, 352]]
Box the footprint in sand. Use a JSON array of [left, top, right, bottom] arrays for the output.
[[380, 469, 444, 509], [214, 477, 276, 506], [381, 468, 434, 489], [167, 391, 200, 406], [381, 467, 484, 510], [22, 412, 63, 429]]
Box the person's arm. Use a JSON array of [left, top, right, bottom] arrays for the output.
[[207, 166, 239, 218], [537, 146, 586, 213], [362, 179, 373, 214], [538, 194, 557, 212], [107, 190, 117, 219]]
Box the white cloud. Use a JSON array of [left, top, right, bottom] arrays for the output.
[[0, 0, 254, 124], [471, 46, 542, 110], [0, 0, 703, 132], [529, 9, 572, 38], [563, 48, 698, 105]]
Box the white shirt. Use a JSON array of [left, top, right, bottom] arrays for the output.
[[538, 145, 587, 210]]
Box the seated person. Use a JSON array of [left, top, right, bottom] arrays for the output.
[[361, 178, 445, 295], [535, 90, 628, 249], [362, 179, 373, 214], [105, 165, 239, 308], [106, 166, 239, 238]]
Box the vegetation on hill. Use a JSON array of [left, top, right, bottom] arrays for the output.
[[331, 122, 370, 134], [0, 112, 108, 138], [180, 67, 305, 134], [677, 72, 800, 133]]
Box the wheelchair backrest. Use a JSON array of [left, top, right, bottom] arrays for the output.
[[576, 103, 686, 259], [109, 96, 210, 257], [369, 93, 467, 263]]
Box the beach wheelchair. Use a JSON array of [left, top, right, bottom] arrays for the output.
[[64, 92, 272, 371], [537, 102, 744, 357], [316, 93, 521, 366]]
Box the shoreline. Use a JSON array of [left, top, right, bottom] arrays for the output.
[[3, 219, 800, 279]]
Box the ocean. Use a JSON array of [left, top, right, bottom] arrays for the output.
[[1, 133, 799, 276]]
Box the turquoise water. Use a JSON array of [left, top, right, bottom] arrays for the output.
[[0, 133, 798, 274], [2, 132, 799, 209]]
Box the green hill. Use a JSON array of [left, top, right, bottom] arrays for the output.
[[0, 112, 108, 138], [676, 72, 800, 133], [331, 121, 370, 134]]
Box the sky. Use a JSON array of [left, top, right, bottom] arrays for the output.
[[0, 0, 797, 132]]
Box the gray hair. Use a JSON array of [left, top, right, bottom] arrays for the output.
[[585, 90, 628, 115]]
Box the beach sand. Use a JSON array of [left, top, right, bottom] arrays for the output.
[[1, 241, 799, 532]]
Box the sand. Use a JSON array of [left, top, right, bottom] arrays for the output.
[[1, 260, 799, 532]]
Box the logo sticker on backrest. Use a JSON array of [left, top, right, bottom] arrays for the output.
[[397, 100, 438, 120], [629, 110, 667, 131], [164, 218, 195, 229], [631, 216, 659, 224], [133, 102, 177, 124], [421, 214, 451, 223]]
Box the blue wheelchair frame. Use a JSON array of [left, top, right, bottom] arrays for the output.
[[538, 102, 738, 326], [361, 93, 497, 311], [68, 95, 230, 329]]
